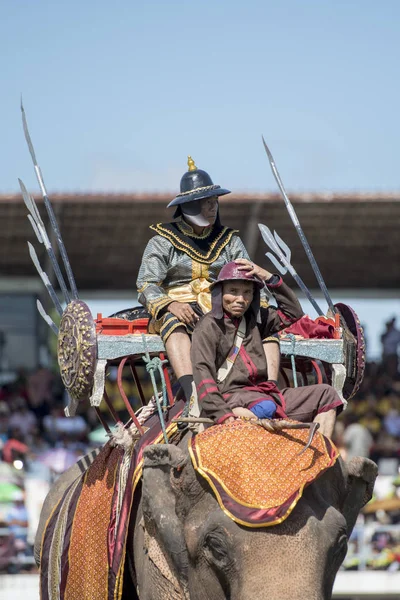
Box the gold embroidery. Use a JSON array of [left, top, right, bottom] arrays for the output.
[[160, 320, 185, 340], [175, 183, 220, 198], [262, 336, 280, 344], [149, 224, 238, 264], [192, 261, 202, 281], [201, 263, 210, 279], [166, 281, 211, 314], [177, 221, 213, 240], [148, 296, 172, 318], [137, 282, 150, 294], [137, 281, 164, 294]]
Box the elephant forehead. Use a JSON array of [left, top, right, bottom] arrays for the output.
[[189, 419, 339, 527], [238, 510, 347, 579]]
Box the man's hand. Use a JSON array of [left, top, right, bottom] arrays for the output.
[[235, 258, 273, 282], [168, 301, 199, 326], [223, 416, 236, 424]]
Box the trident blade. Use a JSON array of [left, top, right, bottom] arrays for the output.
[[36, 300, 59, 335], [261, 136, 336, 314], [27, 214, 43, 243], [266, 251, 287, 275], [21, 101, 79, 300], [259, 224, 293, 272], [266, 230, 293, 274], [258, 224, 288, 274], [19, 179, 71, 304], [258, 224, 324, 316], [28, 242, 63, 315], [273, 230, 291, 264]]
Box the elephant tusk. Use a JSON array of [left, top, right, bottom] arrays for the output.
[[252, 419, 320, 455], [296, 422, 320, 455]]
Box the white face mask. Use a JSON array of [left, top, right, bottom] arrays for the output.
[[181, 209, 210, 227], [181, 197, 218, 228]]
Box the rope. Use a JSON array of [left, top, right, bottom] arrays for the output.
[[141, 334, 169, 443], [285, 333, 298, 388]]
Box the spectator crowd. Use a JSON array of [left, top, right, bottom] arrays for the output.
[[0, 317, 400, 573]]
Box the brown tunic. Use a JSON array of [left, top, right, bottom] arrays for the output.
[[191, 278, 343, 423]]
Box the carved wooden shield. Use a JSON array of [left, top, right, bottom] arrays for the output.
[[335, 302, 366, 401], [57, 300, 97, 402]]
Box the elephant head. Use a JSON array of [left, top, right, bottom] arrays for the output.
[[138, 444, 377, 600]]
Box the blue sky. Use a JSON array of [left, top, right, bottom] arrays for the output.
[[2, 1, 400, 358], [2, 0, 400, 193]]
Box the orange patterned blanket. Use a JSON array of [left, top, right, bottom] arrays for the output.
[[39, 400, 184, 600], [189, 419, 339, 527]]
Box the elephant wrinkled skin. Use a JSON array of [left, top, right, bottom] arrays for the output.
[[35, 442, 377, 600]]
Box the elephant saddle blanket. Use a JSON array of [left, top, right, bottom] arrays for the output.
[[39, 401, 183, 600], [189, 419, 339, 527]]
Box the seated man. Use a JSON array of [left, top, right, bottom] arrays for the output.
[[191, 262, 344, 437], [136, 157, 284, 405]]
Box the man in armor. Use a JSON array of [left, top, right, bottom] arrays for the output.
[[136, 158, 291, 405]]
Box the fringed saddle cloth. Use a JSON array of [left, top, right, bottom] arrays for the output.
[[39, 401, 184, 600], [189, 419, 339, 527]]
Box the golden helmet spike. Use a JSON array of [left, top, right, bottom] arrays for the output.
[[187, 155, 197, 172]]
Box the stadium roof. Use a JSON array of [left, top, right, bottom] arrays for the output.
[[1, 191, 399, 291]]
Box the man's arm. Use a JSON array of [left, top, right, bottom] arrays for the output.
[[260, 276, 304, 337], [136, 236, 174, 320], [234, 258, 303, 334], [191, 318, 235, 424], [263, 337, 281, 381]]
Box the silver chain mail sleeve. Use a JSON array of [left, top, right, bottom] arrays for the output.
[[136, 233, 271, 319], [136, 236, 174, 319]]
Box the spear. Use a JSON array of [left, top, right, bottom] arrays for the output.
[[262, 137, 336, 314], [19, 178, 71, 304], [28, 242, 63, 315], [258, 223, 324, 316], [21, 100, 79, 300], [36, 300, 59, 335]]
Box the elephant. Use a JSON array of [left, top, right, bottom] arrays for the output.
[[35, 440, 377, 600]]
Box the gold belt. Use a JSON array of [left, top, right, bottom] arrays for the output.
[[167, 278, 212, 313]]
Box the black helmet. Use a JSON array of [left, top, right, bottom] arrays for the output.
[[167, 156, 231, 208]]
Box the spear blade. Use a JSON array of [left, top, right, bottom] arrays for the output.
[[27, 214, 43, 244], [21, 97, 38, 166], [36, 300, 59, 335], [28, 242, 63, 315], [21, 101, 79, 300], [266, 251, 287, 275], [273, 230, 291, 265], [258, 224, 324, 316], [261, 136, 336, 314], [19, 179, 71, 304]]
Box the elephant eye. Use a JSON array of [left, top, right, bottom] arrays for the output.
[[172, 463, 185, 481], [203, 530, 233, 570]]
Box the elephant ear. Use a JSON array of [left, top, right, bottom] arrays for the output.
[[141, 445, 190, 590], [346, 456, 378, 507], [342, 456, 378, 534]]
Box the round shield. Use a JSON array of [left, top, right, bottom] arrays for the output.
[[57, 300, 97, 402], [334, 303, 366, 401]]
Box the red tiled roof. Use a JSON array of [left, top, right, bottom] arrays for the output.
[[1, 192, 399, 290]]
